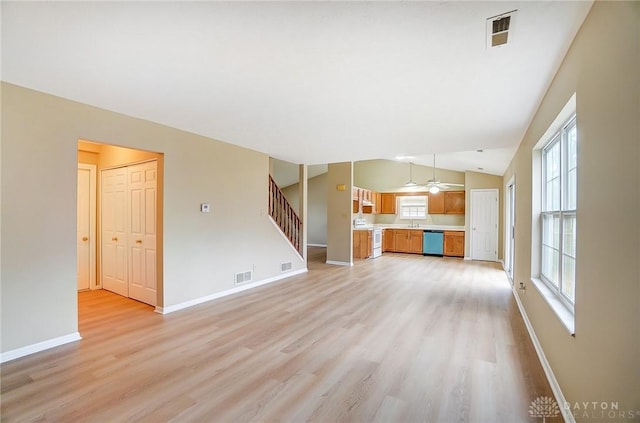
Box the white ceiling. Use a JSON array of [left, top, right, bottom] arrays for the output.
[[1, 1, 592, 176]]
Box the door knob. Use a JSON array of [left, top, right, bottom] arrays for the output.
[[82, 236, 88, 241], [112, 237, 118, 241], [136, 239, 143, 244]]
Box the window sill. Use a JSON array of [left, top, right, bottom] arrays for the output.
[[530, 278, 575, 336]]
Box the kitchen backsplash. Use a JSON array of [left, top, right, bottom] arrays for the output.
[[353, 212, 464, 227]]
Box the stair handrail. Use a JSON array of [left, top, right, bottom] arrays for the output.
[[268, 175, 302, 254]]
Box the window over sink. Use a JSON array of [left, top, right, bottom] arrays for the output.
[[398, 195, 428, 219]]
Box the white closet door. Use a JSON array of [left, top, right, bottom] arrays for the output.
[[127, 161, 157, 306], [101, 167, 128, 297], [470, 189, 499, 262]]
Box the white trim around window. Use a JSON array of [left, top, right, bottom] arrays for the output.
[[540, 115, 577, 312], [530, 93, 577, 334]]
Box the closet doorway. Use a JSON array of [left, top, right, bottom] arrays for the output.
[[77, 140, 163, 308]]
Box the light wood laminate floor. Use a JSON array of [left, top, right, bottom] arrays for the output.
[[1, 249, 557, 422]]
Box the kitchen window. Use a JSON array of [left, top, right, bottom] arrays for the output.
[[398, 195, 427, 219], [541, 115, 577, 310]]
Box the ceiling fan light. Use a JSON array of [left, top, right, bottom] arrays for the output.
[[429, 185, 440, 194], [405, 162, 417, 187]]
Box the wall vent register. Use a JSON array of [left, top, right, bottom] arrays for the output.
[[235, 270, 253, 285]]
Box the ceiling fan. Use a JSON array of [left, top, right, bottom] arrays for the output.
[[405, 154, 465, 193]]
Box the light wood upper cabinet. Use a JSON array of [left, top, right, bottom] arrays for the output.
[[380, 193, 396, 214], [353, 186, 381, 214], [372, 192, 382, 214], [428, 191, 465, 215], [428, 192, 445, 214], [444, 191, 465, 214]]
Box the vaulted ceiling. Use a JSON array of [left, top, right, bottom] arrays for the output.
[[1, 1, 592, 175]]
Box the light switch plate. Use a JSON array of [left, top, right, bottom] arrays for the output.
[[201, 203, 210, 213]]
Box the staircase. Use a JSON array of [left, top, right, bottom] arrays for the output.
[[269, 175, 302, 255]]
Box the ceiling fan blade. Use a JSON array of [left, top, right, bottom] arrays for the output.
[[441, 182, 465, 187]]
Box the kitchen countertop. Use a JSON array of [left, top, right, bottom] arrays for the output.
[[354, 224, 465, 231]]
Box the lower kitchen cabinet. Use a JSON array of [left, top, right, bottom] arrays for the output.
[[408, 230, 423, 254], [385, 229, 423, 254], [353, 230, 372, 259], [383, 229, 395, 252], [444, 231, 465, 257]]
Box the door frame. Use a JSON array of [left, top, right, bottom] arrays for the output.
[[78, 163, 98, 290], [504, 176, 516, 282], [470, 188, 499, 262]]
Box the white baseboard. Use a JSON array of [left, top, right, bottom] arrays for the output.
[[156, 268, 308, 315], [325, 260, 353, 266], [511, 286, 575, 423], [307, 243, 327, 247], [1, 332, 82, 364]]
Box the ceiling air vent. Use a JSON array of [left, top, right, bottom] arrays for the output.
[[487, 10, 517, 48]]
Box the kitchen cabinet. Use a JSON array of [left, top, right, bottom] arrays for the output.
[[444, 191, 465, 214], [444, 231, 465, 257], [428, 192, 445, 214], [380, 193, 396, 214], [372, 192, 382, 214], [353, 230, 372, 259], [354, 186, 380, 214], [393, 230, 409, 252], [387, 229, 423, 254], [408, 230, 423, 254], [428, 191, 465, 215], [383, 229, 395, 252]]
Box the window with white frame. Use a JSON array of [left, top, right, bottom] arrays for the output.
[[541, 115, 577, 308], [398, 195, 428, 219]]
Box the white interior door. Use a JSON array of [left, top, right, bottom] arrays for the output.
[[77, 164, 96, 291], [127, 162, 157, 306], [506, 179, 516, 280], [101, 167, 128, 297], [470, 189, 499, 261]]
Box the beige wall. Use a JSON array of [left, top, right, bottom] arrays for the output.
[[1, 83, 305, 353], [354, 159, 464, 192], [464, 171, 503, 259], [504, 2, 639, 418], [282, 172, 328, 246], [326, 162, 353, 264]]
